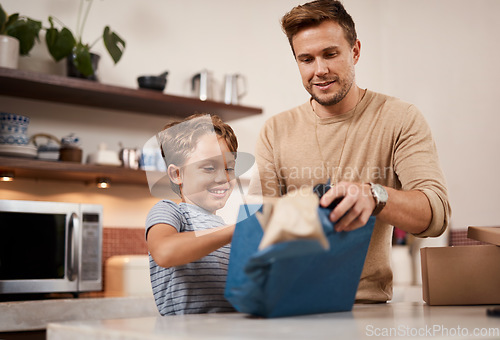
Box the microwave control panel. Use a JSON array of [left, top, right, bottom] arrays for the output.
[[81, 213, 101, 281]]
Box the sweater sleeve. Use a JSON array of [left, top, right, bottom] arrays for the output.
[[393, 105, 451, 237], [248, 118, 283, 197]]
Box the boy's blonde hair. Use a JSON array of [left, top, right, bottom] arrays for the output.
[[158, 113, 238, 196]]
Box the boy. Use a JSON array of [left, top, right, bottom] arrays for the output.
[[146, 113, 238, 315]]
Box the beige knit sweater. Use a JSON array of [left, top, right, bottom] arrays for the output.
[[249, 89, 450, 302]]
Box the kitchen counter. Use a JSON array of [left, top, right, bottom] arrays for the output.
[[0, 295, 158, 332], [46, 300, 500, 339]]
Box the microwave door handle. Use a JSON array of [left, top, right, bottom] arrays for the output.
[[67, 212, 79, 281]]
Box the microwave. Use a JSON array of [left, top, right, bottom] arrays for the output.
[[0, 199, 103, 296]]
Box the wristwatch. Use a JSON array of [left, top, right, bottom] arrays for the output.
[[368, 183, 388, 216]]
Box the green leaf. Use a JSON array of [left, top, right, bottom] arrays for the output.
[[72, 44, 93, 77], [5, 13, 19, 28], [103, 26, 125, 64], [46, 26, 76, 61], [5, 17, 42, 55]]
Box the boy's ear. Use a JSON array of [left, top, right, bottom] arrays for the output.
[[167, 165, 182, 185]]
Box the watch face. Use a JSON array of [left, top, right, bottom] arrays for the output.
[[373, 184, 388, 202]]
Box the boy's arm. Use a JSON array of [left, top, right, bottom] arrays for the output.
[[147, 223, 235, 268]]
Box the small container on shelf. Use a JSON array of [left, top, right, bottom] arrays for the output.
[[59, 133, 83, 163], [31, 133, 61, 161], [87, 143, 121, 166]]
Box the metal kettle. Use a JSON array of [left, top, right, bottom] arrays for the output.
[[119, 144, 141, 169], [224, 74, 247, 105], [191, 69, 212, 101]]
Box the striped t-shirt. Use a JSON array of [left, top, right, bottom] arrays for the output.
[[145, 200, 235, 315]]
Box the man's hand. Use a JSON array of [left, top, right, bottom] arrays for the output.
[[319, 181, 375, 232]]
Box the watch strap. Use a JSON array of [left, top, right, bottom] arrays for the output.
[[372, 200, 386, 216]]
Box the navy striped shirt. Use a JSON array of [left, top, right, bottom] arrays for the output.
[[145, 200, 235, 315]]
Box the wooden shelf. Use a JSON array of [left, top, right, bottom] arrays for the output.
[[0, 67, 262, 121], [0, 67, 261, 187], [0, 156, 152, 186]]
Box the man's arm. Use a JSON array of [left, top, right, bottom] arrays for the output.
[[320, 182, 431, 234], [147, 223, 234, 268], [321, 104, 449, 236]]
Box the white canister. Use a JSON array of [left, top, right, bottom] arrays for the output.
[[104, 255, 153, 297], [0, 35, 19, 69]]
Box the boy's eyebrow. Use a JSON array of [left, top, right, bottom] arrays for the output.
[[190, 156, 233, 166]]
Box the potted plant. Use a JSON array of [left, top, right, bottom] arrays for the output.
[[45, 0, 125, 80], [0, 4, 42, 68]]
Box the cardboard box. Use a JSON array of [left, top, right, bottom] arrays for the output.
[[467, 226, 500, 245], [420, 226, 500, 305]]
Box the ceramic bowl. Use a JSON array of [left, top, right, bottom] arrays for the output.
[[0, 112, 30, 145], [137, 76, 167, 91]]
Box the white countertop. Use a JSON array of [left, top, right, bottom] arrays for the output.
[[46, 300, 500, 339], [0, 295, 158, 332]]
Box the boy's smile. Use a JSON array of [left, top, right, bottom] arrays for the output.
[[208, 187, 231, 198]]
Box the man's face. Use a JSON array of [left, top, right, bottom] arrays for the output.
[[292, 20, 360, 107], [176, 134, 235, 214]]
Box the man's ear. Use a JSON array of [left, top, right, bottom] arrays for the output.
[[167, 164, 182, 185], [352, 39, 361, 64]]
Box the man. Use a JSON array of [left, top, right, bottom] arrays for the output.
[[249, 0, 450, 302]]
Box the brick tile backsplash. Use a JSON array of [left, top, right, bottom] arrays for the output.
[[449, 229, 489, 246], [102, 227, 148, 264]]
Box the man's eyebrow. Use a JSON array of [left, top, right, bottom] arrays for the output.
[[296, 46, 340, 59], [296, 52, 312, 59], [323, 45, 340, 52]]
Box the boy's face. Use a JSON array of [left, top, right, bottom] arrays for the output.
[[175, 134, 236, 214]]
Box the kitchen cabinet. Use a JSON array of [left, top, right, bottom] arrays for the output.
[[0, 67, 262, 186]]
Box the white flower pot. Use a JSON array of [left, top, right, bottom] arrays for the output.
[[0, 35, 20, 69]]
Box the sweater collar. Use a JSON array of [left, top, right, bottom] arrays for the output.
[[306, 89, 371, 125]]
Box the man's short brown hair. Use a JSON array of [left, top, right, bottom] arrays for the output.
[[281, 0, 357, 54]]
